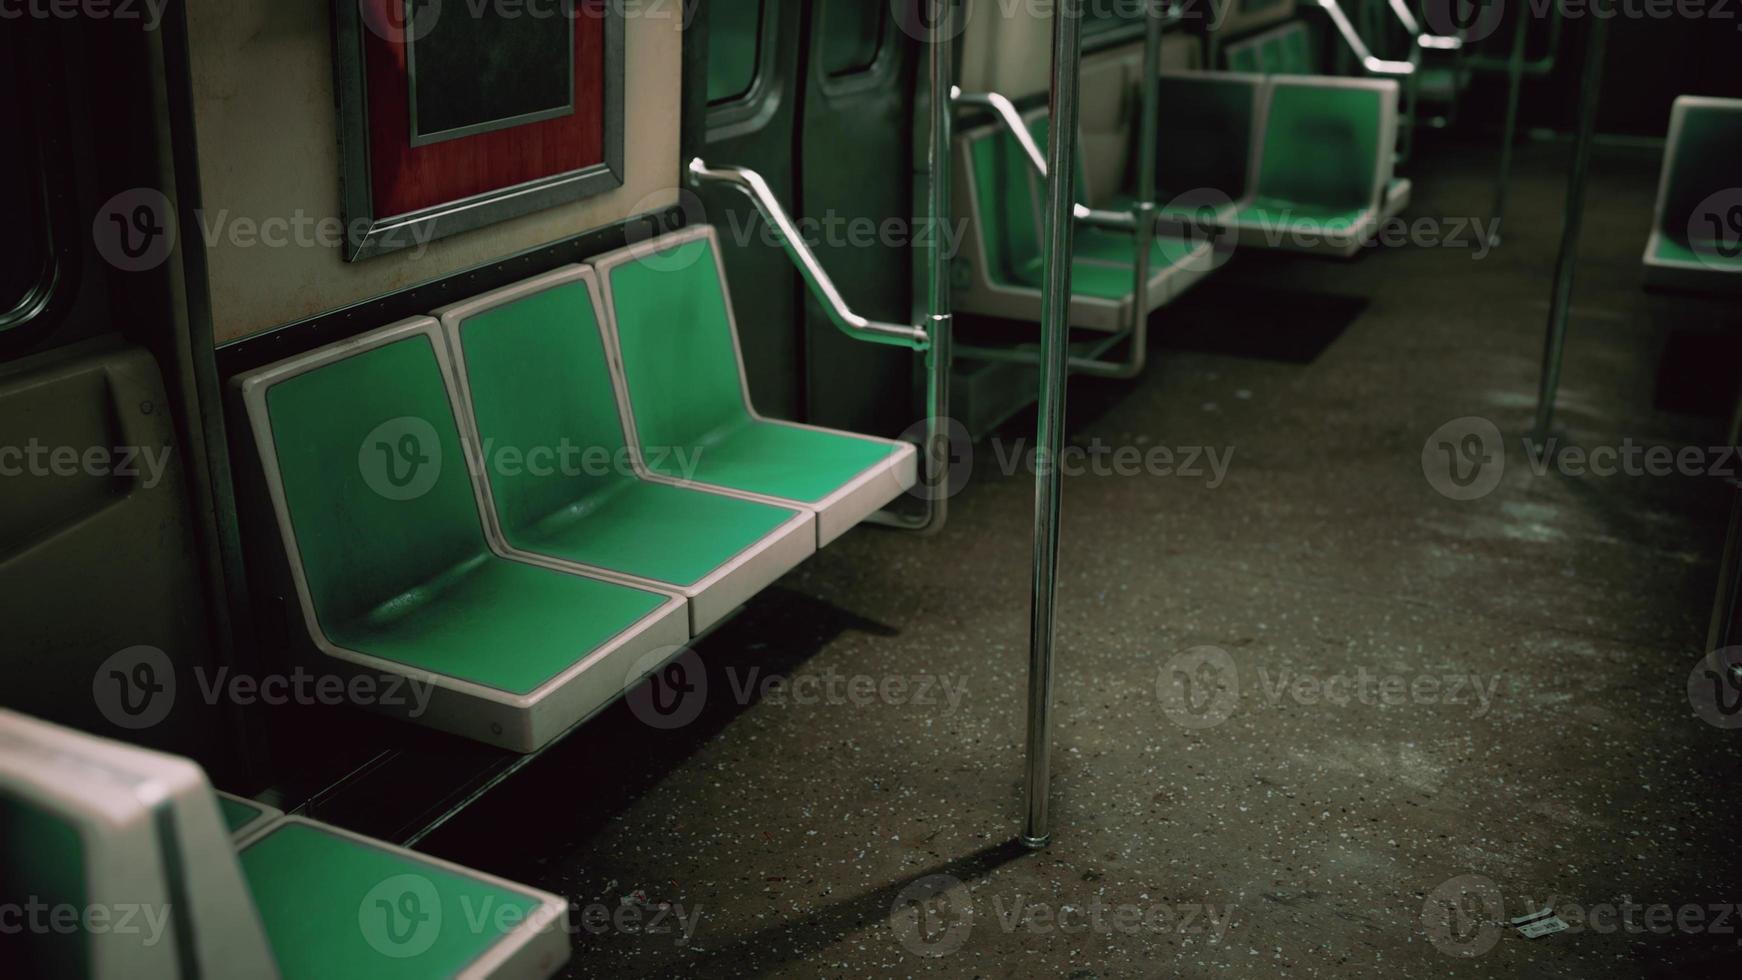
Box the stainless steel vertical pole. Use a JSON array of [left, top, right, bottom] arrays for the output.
[[919, 0, 955, 534], [1022, 0, 1084, 850], [1533, 19, 1608, 440], [1116, 0, 1163, 380], [1487, 6, 1530, 247]]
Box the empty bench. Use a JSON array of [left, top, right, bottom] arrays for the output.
[[1643, 95, 1742, 293], [0, 708, 568, 979]]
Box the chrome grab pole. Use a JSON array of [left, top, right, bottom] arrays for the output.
[[883, 0, 957, 535], [1022, 0, 1084, 850], [1487, 6, 1530, 248], [689, 159, 930, 350], [1116, 0, 1164, 383], [1533, 19, 1608, 440]]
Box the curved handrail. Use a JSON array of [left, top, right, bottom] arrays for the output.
[[951, 88, 1139, 233], [687, 158, 929, 351], [1314, 0, 1417, 76]]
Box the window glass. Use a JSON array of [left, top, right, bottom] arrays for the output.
[[708, 0, 764, 105], [819, 0, 887, 78]]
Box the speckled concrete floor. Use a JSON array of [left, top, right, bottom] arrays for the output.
[[426, 136, 1742, 978]]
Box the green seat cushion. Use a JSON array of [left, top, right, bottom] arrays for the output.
[[333, 557, 666, 696], [267, 332, 667, 695], [1233, 197, 1369, 233], [607, 237, 901, 504], [454, 277, 801, 587], [241, 822, 543, 980], [1009, 255, 1140, 301], [1659, 101, 1742, 254], [510, 477, 796, 587], [1, 789, 88, 977], [1653, 234, 1742, 271], [649, 418, 899, 505], [1154, 74, 1261, 206], [220, 795, 268, 835], [1251, 82, 1384, 214], [1074, 226, 1206, 270]]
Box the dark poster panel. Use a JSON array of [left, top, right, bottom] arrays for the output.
[[361, 0, 604, 216]]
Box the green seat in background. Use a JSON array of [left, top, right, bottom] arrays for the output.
[[217, 789, 283, 846], [951, 108, 1216, 331], [1224, 74, 1404, 257], [1119, 71, 1266, 227], [589, 228, 917, 547], [1, 709, 569, 980], [238, 318, 690, 753], [437, 267, 816, 632], [240, 818, 564, 980], [1223, 20, 1316, 75], [1643, 96, 1742, 292]]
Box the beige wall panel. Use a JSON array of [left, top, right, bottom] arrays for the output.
[[186, 2, 682, 345]]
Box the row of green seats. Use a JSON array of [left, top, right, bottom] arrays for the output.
[[239, 229, 916, 753], [1643, 96, 1742, 293], [1, 709, 569, 978], [954, 68, 1412, 324], [953, 105, 1217, 330]]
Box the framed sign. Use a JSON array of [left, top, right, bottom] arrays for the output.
[[333, 0, 624, 261]]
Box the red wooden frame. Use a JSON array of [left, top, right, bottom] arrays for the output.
[[360, 0, 607, 218]]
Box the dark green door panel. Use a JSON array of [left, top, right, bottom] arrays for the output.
[[800, 0, 918, 437], [700, 0, 805, 420]]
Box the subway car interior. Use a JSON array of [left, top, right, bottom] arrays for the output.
[[4, 0, 1742, 976]]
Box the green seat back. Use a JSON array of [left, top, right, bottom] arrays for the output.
[[265, 334, 487, 635], [1662, 100, 1742, 247], [1254, 80, 1384, 210], [1225, 21, 1313, 74], [1, 788, 91, 977], [1156, 74, 1261, 201], [455, 281, 632, 545], [965, 111, 1104, 288], [967, 124, 1044, 286], [606, 236, 758, 454]]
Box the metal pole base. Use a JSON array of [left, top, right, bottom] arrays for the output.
[[1020, 833, 1051, 850]]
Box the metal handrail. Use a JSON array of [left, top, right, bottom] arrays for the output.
[[952, 0, 1168, 383], [688, 159, 929, 351], [1313, 0, 1417, 76], [952, 88, 1136, 233], [1385, 0, 1462, 50]]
